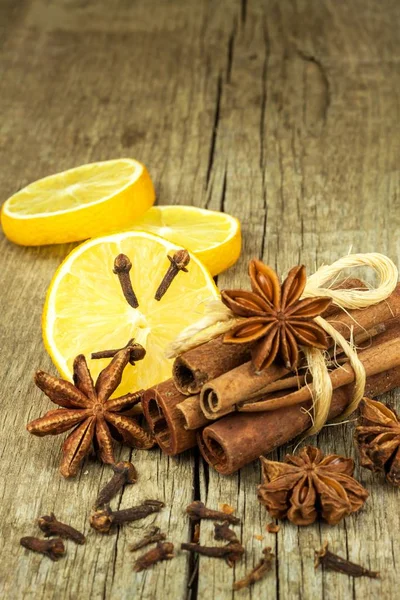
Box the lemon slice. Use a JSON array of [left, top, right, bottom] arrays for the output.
[[1, 159, 155, 246], [130, 205, 241, 276], [43, 231, 219, 394]]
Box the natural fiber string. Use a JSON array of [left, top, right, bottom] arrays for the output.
[[167, 252, 398, 435]]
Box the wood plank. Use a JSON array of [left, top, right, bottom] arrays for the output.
[[0, 0, 399, 599]]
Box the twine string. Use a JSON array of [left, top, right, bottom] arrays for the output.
[[167, 252, 398, 436]]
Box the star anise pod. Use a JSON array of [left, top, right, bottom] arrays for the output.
[[258, 446, 368, 526], [221, 261, 332, 371], [355, 397, 400, 486], [27, 348, 155, 478]]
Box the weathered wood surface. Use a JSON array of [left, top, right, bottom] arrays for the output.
[[0, 1, 399, 598]]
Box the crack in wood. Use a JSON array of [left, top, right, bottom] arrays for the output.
[[206, 74, 222, 190], [296, 47, 331, 126]]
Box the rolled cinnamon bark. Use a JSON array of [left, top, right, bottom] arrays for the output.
[[142, 380, 198, 455], [172, 336, 252, 395], [241, 321, 400, 412], [198, 366, 400, 475], [199, 288, 400, 420], [176, 395, 209, 430], [200, 363, 288, 419]]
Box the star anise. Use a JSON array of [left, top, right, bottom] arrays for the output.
[[27, 348, 155, 478], [221, 261, 332, 371], [258, 446, 368, 526], [355, 397, 400, 486]]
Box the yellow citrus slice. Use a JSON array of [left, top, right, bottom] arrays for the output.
[[1, 159, 155, 246], [43, 231, 219, 395], [130, 205, 241, 276]]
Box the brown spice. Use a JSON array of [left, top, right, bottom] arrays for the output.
[[192, 523, 200, 544], [181, 541, 244, 567], [27, 350, 154, 478], [222, 261, 331, 371], [266, 522, 280, 534], [113, 254, 139, 308], [172, 335, 252, 395], [129, 526, 166, 552], [355, 397, 400, 486], [315, 542, 379, 578], [233, 547, 274, 590], [134, 542, 175, 571], [20, 536, 65, 561], [154, 249, 190, 301], [90, 500, 165, 533], [91, 339, 146, 365], [258, 446, 368, 526], [94, 461, 137, 508], [38, 513, 85, 544], [186, 501, 240, 524], [214, 522, 238, 543]]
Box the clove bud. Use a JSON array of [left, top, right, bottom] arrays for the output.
[[186, 501, 240, 525], [315, 542, 379, 578], [233, 547, 274, 590], [181, 541, 244, 567], [134, 541, 175, 571], [94, 461, 137, 508], [20, 536, 66, 561], [38, 513, 85, 544], [90, 499, 165, 534], [129, 526, 166, 552]]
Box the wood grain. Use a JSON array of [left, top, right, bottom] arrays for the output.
[[0, 1, 399, 599]]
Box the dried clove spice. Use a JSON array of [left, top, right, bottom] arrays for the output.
[[266, 522, 280, 534], [129, 526, 166, 552], [186, 501, 240, 525], [233, 547, 274, 590], [114, 254, 139, 308], [91, 339, 146, 365], [181, 541, 244, 567], [94, 461, 137, 508], [134, 542, 175, 571], [154, 249, 190, 301], [315, 542, 379, 578], [90, 500, 164, 533], [38, 513, 85, 544], [20, 536, 66, 561], [214, 522, 238, 543]]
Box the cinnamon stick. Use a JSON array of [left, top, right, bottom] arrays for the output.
[[172, 336, 252, 395], [197, 366, 400, 475], [141, 380, 198, 455], [176, 395, 209, 430], [199, 287, 400, 420], [240, 321, 400, 412]]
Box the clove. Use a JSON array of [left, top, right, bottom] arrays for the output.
[[38, 513, 85, 544], [94, 461, 137, 508], [214, 522, 238, 543], [134, 541, 175, 571], [186, 501, 240, 525], [266, 522, 280, 534], [129, 526, 166, 552], [91, 339, 146, 365], [154, 249, 190, 301], [315, 542, 379, 578], [20, 536, 66, 561], [113, 254, 139, 308], [181, 541, 244, 567], [90, 499, 165, 534], [233, 547, 274, 590]]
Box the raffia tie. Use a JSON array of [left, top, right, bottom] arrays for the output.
[[167, 253, 398, 436]]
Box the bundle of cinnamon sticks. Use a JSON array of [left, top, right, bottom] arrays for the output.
[[142, 280, 400, 475]]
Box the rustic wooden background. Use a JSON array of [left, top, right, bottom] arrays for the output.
[[1, 1, 399, 598]]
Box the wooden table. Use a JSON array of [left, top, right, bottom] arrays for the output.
[[1, 1, 399, 598]]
